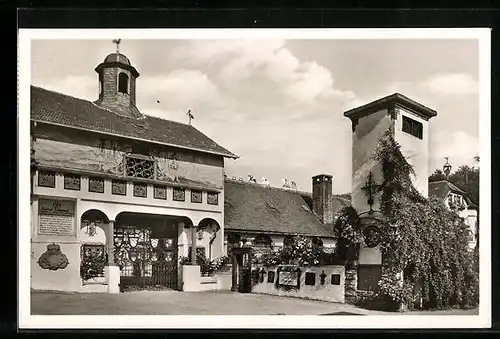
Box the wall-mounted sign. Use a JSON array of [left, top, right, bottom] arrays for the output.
[[38, 199, 75, 236], [276, 266, 301, 289]]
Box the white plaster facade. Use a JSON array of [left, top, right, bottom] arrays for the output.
[[31, 169, 225, 293]]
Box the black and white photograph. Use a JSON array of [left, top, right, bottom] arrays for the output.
[[18, 28, 491, 329]]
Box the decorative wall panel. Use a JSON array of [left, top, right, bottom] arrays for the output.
[[33, 135, 224, 189], [153, 185, 167, 200], [88, 177, 105, 193], [38, 171, 55, 188], [64, 174, 81, 190], [191, 190, 202, 203], [173, 188, 185, 201], [112, 180, 127, 195], [133, 182, 148, 197], [207, 192, 218, 205]]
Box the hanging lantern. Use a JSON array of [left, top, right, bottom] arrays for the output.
[[197, 229, 204, 241]]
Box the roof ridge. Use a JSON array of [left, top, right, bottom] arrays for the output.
[[224, 178, 311, 195], [429, 180, 447, 184], [224, 179, 352, 199], [31, 85, 191, 126], [30, 85, 238, 159]]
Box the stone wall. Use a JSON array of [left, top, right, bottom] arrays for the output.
[[251, 265, 345, 303]]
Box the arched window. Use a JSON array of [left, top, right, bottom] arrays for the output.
[[118, 72, 129, 94]]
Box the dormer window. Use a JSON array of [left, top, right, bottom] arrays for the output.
[[118, 72, 129, 94]]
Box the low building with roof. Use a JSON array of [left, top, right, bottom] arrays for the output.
[[428, 180, 478, 249], [223, 175, 351, 260]]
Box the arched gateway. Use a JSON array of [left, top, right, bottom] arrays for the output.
[[113, 212, 192, 290]]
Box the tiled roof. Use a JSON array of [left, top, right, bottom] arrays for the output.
[[224, 179, 349, 238], [103, 53, 131, 65], [428, 180, 462, 201], [344, 93, 437, 121], [30, 86, 238, 159], [428, 180, 476, 207]]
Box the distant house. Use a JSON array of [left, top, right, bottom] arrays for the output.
[[428, 180, 478, 249], [223, 175, 350, 260]]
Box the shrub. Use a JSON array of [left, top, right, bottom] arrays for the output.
[[335, 131, 479, 310], [80, 254, 106, 281]]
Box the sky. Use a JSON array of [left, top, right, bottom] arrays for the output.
[[31, 38, 480, 194]]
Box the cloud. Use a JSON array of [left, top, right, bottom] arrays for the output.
[[429, 131, 479, 172], [174, 40, 356, 107], [34, 75, 97, 101], [420, 73, 478, 95], [137, 69, 224, 113]]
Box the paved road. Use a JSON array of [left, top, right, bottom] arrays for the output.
[[30, 290, 479, 316]]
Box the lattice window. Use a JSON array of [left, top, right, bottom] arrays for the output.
[[38, 171, 55, 188], [133, 182, 147, 198], [173, 188, 185, 201], [88, 177, 105, 193], [112, 180, 127, 195], [207, 192, 218, 205], [153, 185, 167, 200], [125, 156, 155, 179], [191, 190, 202, 203], [64, 174, 81, 190]]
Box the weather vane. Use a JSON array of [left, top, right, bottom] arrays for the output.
[[112, 39, 122, 53], [186, 109, 194, 125], [443, 157, 452, 178]]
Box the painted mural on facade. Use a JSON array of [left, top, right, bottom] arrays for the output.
[[33, 136, 224, 190]]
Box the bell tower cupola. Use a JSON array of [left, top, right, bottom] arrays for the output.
[[94, 39, 143, 119]]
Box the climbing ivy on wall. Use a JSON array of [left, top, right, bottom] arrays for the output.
[[336, 131, 479, 310]]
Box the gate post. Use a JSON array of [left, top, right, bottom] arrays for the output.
[[231, 252, 237, 291], [107, 220, 120, 294], [191, 225, 198, 265]]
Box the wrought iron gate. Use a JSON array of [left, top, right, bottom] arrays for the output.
[[114, 226, 178, 290]]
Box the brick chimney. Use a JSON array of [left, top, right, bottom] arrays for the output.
[[312, 174, 333, 224]]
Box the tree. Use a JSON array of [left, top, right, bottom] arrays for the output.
[[429, 169, 446, 182], [337, 133, 479, 310], [428, 157, 480, 205], [449, 165, 479, 205]]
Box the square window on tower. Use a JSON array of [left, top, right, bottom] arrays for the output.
[[402, 115, 423, 139]]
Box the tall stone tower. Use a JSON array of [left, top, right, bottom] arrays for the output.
[[343, 93, 437, 292], [94, 52, 143, 119]]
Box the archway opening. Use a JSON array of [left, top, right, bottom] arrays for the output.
[[118, 72, 129, 94], [113, 212, 192, 291]]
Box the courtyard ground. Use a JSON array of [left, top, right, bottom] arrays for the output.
[[30, 290, 479, 316]]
